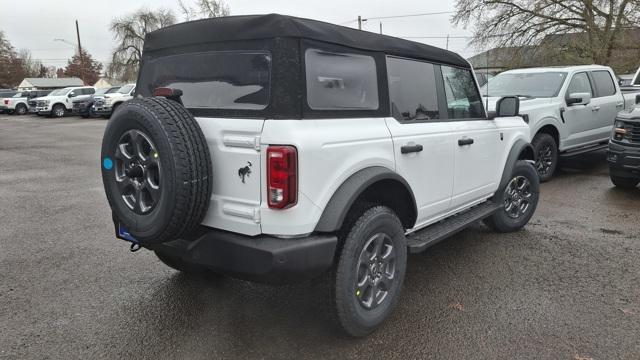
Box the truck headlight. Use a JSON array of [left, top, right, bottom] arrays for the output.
[[613, 120, 627, 141], [43, 100, 50, 105]]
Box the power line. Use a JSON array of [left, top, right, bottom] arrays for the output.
[[365, 11, 455, 21], [401, 35, 472, 39], [341, 10, 455, 25]]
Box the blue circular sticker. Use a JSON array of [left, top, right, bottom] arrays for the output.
[[103, 157, 113, 170]]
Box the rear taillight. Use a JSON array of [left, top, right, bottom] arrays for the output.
[[267, 145, 297, 209], [3, 100, 8, 105]]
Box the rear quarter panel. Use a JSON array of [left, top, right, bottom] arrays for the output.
[[260, 118, 394, 236]]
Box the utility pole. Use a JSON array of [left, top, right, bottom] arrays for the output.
[[75, 20, 85, 85], [446, 34, 450, 50], [379, 22, 383, 35], [358, 15, 362, 30]]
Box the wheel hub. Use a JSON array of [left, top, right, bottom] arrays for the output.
[[355, 233, 396, 310], [503, 175, 533, 219]]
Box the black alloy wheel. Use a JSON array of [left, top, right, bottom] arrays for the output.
[[355, 233, 397, 310], [114, 129, 161, 215], [503, 175, 533, 219], [531, 133, 558, 182]]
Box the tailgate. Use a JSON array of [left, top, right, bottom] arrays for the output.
[[196, 117, 264, 235]]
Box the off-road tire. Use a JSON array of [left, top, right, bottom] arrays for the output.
[[51, 104, 66, 118], [15, 104, 27, 115], [333, 206, 407, 337], [532, 133, 558, 182], [610, 175, 639, 189], [101, 97, 212, 245], [485, 160, 539, 232]]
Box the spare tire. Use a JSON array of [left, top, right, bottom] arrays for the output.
[[101, 97, 212, 245]]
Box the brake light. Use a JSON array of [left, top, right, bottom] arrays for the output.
[[267, 145, 297, 209], [3, 100, 7, 105]]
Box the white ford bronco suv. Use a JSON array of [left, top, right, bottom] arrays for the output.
[[101, 14, 539, 337], [483, 66, 640, 181]]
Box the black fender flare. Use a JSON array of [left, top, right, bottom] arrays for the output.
[[314, 166, 417, 232], [496, 139, 536, 196]]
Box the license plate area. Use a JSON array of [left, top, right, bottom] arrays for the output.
[[117, 224, 138, 244]]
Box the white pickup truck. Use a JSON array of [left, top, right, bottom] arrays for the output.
[[33, 86, 96, 117], [482, 65, 640, 181], [93, 83, 136, 117]]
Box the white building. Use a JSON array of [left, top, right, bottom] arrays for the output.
[[93, 78, 125, 89], [17, 78, 84, 91]]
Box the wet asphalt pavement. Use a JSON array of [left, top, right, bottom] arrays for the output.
[[1, 114, 639, 360]]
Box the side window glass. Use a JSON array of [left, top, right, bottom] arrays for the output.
[[386, 56, 439, 121], [591, 70, 616, 97], [566, 73, 592, 98], [86, 88, 95, 95], [441, 65, 484, 119], [305, 48, 379, 110]]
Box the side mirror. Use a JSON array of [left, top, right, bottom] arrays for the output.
[[566, 92, 591, 106], [495, 96, 520, 117], [68, 93, 75, 98]]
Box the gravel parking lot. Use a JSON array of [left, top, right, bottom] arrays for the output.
[[1, 114, 639, 360]]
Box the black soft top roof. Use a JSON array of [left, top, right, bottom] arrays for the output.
[[144, 13, 470, 68]]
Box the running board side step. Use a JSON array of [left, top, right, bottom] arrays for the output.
[[559, 143, 608, 158], [406, 201, 501, 254]]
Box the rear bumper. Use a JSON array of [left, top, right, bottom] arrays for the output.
[[608, 141, 640, 179], [0, 106, 7, 112], [146, 229, 337, 284]]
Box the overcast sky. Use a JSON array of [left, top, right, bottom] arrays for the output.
[[0, 0, 480, 70]]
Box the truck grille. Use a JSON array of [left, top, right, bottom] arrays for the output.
[[28, 100, 37, 107], [36, 100, 47, 107], [94, 98, 105, 107], [619, 121, 640, 145]]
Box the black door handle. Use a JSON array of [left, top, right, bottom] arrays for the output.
[[458, 138, 474, 146], [401, 144, 423, 154]]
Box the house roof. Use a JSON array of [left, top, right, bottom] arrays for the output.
[[145, 14, 470, 68], [22, 77, 84, 87]]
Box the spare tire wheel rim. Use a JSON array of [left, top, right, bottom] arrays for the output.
[[114, 129, 161, 215]]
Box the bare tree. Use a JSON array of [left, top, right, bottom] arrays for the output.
[[178, 0, 230, 21], [454, 0, 640, 65], [17, 49, 43, 78], [108, 8, 176, 82]]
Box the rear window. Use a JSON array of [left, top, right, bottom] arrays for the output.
[[591, 70, 616, 97], [387, 56, 440, 121], [138, 51, 271, 110], [305, 49, 378, 110]]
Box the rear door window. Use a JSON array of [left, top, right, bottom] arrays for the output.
[[440, 65, 484, 119], [591, 70, 616, 97], [386, 56, 440, 121], [305, 49, 378, 110], [138, 51, 271, 110]]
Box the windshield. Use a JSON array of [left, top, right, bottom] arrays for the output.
[[95, 88, 114, 95], [49, 88, 70, 96], [480, 72, 567, 98], [118, 85, 135, 94]]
